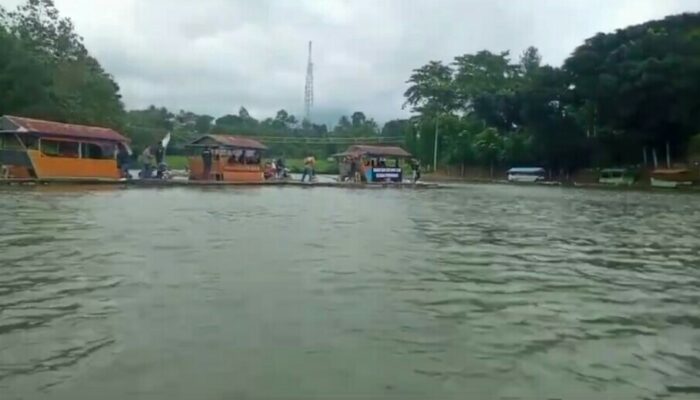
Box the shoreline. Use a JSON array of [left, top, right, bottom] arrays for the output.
[[0, 178, 442, 190], [422, 174, 700, 193], [2, 175, 700, 193]]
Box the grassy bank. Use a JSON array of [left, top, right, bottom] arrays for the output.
[[285, 158, 337, 174], [164, 156, 339, 174], [166, 155, 189, 169]]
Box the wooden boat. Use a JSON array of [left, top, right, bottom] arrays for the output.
[[650, 169, 696, 188], [0, 115, 130, 181], [599, 168, 635, 186], [333, 145, 413, 183], [185, 135, 267, 182]]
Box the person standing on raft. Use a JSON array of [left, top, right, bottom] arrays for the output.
[[301, 155, 316, 182]]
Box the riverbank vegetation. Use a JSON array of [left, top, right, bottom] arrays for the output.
[[1, 1, 699, 175], [404, 13, 700, 175]]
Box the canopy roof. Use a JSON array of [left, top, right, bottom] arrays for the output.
[[651, 168, 690, 175], [507, 167, 545, 173], [187, 134, 267, 150], [334, 145, 412, 158], [1, 115, 129, 143]]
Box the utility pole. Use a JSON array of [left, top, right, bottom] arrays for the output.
[[433, 115, 439, 172]]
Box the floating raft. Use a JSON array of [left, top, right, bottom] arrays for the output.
[[0, 178, 442, 190]]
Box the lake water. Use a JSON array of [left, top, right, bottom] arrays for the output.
[[1, 184, 699, 400]]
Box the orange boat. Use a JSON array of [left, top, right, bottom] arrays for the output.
[[186, 135, 267, 182], [0, 115, 130, 181]]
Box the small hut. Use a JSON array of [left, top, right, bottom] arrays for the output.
[[333, 145, 412, 183], [185, 134, 267, 182]]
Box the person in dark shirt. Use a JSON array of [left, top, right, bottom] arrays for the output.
[[411, 159, 421, 183], [202, 147, 213, 180], [276, 158, 286, 178], [155, 142, 164, 165], [349, 157, 358, 182], [116, 144, 131, 179]]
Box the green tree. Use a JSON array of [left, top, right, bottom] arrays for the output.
[[351, 111, 366, 128], [473, 127, 504, 177], [564, 13, 700, 164], [502, 132, 533, 166], [0, 26, 56, 118], [404, 60, 458, 115], [335, 115, 351, 132], [453, 50, 520, 131], [519, 46, 542, 76], [6, 0, 87, 62], [195, 115, 213, 134], [1, 0, 125, 128], [381, 119, 410, 137]]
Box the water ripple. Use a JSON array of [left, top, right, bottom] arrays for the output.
[[1, 185, 699, 399]]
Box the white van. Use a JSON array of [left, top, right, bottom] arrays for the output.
[[507, 167, 545, 183]]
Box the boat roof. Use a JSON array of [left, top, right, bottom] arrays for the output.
[[186, 134, 267, 150], [507, 167, 545, 173], [0, 115, 129, 143], [334, 145, 412, 158], [652, 168, 690, 174]]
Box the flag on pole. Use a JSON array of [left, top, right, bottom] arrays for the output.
[[161, 132, 171, 148]]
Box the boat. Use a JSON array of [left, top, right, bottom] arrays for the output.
[[599, 168, 635, 186], [507, 167, 545, 183], [332, 145, 413, 183], [185, 134, 267, 182], [650, 169, 696, 188], [0, 115, 130, 181]]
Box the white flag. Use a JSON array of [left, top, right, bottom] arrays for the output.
[[161, 132, 171, 148]]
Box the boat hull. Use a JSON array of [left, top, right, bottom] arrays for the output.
[[650, 177, 692, 188], [599, 177, 634, 186]]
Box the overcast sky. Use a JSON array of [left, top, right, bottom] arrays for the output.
[[5, 0, 700, 124]]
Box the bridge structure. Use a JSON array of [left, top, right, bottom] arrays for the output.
[[126, 124, 407, 146], [251, 135, 405, 145]]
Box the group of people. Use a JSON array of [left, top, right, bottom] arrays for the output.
[[264, 158, 289, 180], [113, 141, 168, 180], [117, 145, 421, 184], [199, 148, 289, 181], [226, 150, 262, 166], [338, 156, 421, 183]]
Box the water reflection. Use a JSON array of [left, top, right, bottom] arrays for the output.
[[1, 185, 699, 399]]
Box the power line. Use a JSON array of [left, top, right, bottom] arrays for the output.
[[253, 136, 404, 145]]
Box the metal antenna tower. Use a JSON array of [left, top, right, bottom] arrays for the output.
[[304, 41, 314, 122]]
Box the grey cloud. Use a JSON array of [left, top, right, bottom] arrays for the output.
[[38, 0, 700, 123]]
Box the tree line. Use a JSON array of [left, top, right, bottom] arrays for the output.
[[0, 0, 124, 129], [403, 13, 700, 175], [2, 1, 699, 170], [124, 105, 395, 158]]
